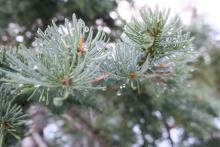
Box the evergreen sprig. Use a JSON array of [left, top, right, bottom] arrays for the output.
[[0, 14, 108, 106], [103, 42, 150, 90], [103, 7, 194, 91], [124, 7, 192, 60], [0, 8, 195, 105], [0, 87, 25, 147]]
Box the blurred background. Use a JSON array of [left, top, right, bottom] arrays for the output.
[[0, 0, 220, 147], [0, 0, 220, 44]]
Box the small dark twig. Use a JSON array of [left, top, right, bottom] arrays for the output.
[[65, 107, 108, 147]]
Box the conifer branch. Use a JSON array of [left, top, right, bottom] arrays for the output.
[[102, 7, 195, 90], [124, 7, 192, 61], [0, 14, 109, 105], [0, 87, 25, 147]]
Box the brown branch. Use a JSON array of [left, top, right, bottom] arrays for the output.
[[31, 131, 48, 147], [161, 113, 174, 147], [164, 122, 174, 147], [64, 107, 108, 147], [21, 104, 48, 147]]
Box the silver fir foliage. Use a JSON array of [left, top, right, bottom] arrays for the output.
[[103, 7, 195, 91], [0, 14, 109, 105], [124, 7, 192, 60], [0, 87, 25, 146], [0, 7, 195, 105]]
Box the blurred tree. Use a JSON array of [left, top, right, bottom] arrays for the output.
[[0, 0, 121, 45]]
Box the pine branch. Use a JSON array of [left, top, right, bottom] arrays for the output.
[[0, 14, 109, 106], [0, 5, 218, 147], [101, 7, 195, 92], [0, 87, 25, 147], [124, 6, 192, 61]]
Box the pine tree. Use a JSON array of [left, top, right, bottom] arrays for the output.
[[0, 6, 219, 147], [0, 0, 119, 45]]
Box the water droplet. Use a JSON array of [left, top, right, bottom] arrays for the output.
[[79, 21, 85, 27], [84, 27, 89, 32], [19, 84, 23, 87], [33, 65, 38, 70], [102, 86, 107, 91], [34, 84, 41, 88], [116, 90, 122, 96], [190, 68, 195, 72], [172, 54, 177, 58], [131, 81, 136, 90]]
